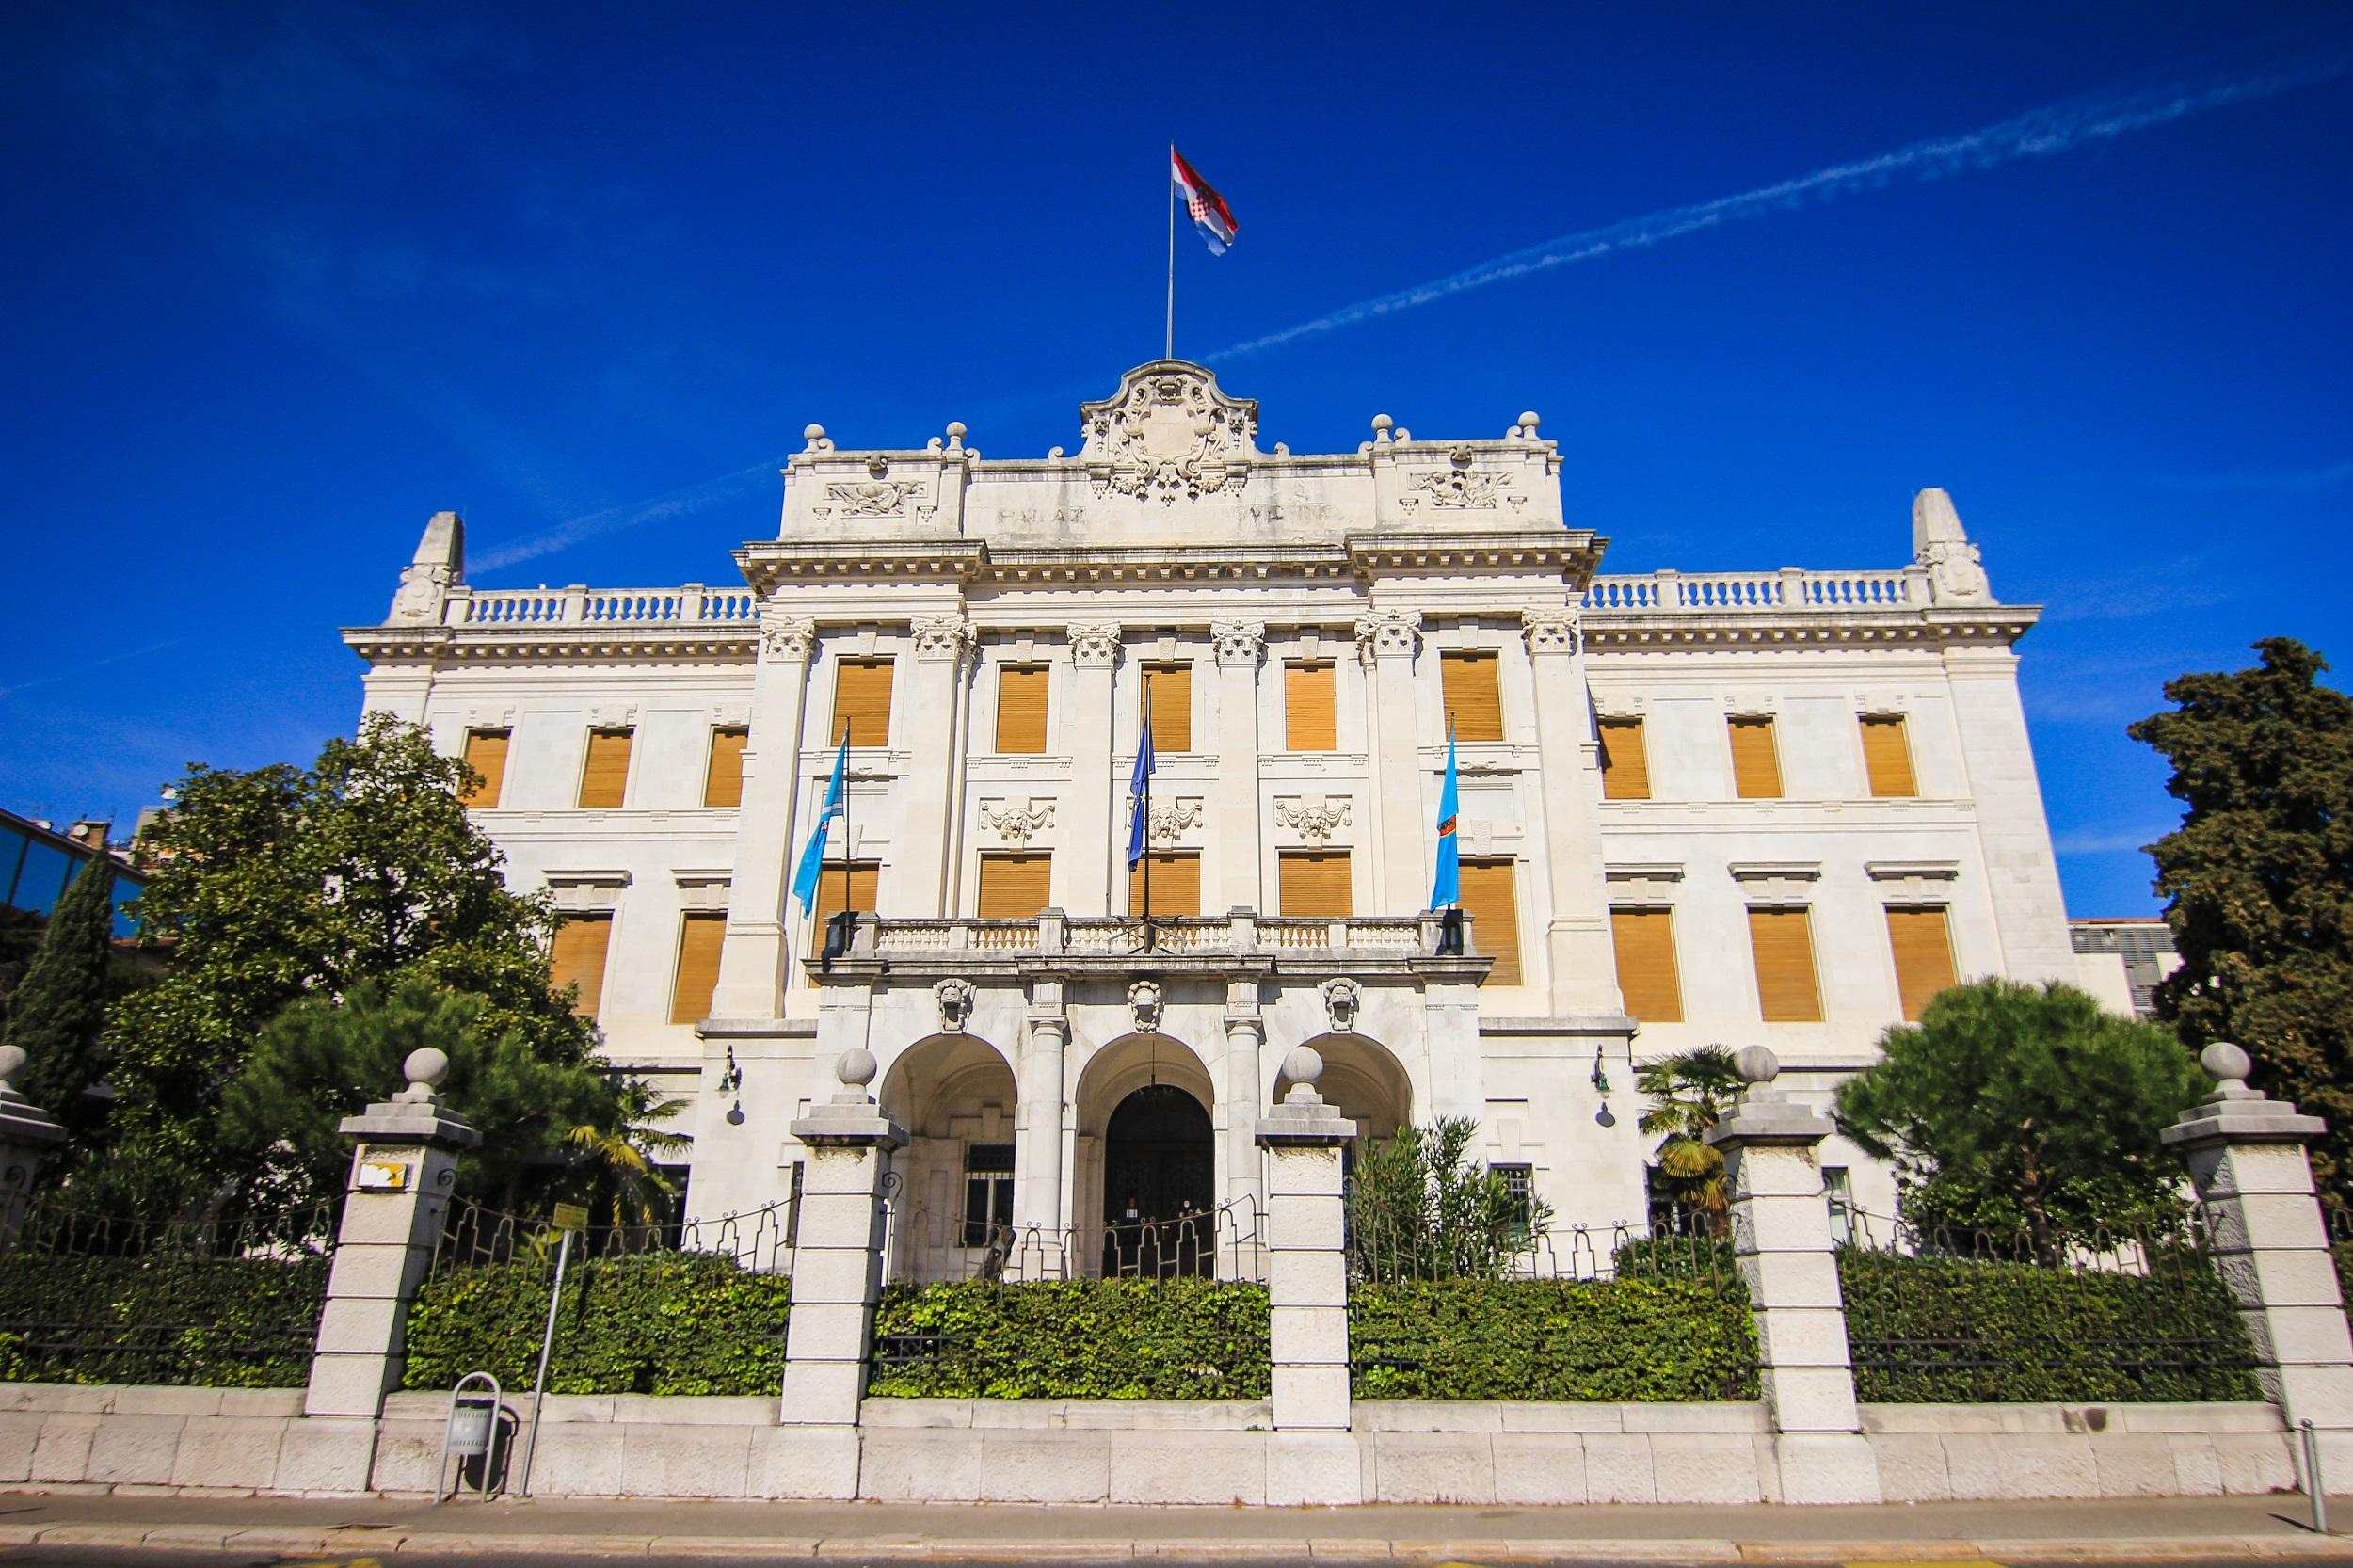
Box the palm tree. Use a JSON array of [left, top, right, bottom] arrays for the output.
[[563, 1078, 693, 1237], [1637, 1046, 1745, 1237]]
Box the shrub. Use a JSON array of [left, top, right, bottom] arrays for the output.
[[0, 1253, 328, 1386], [404, 1253, 790, 1396], [869, 1280, 1269, 1400], [1350, 1279, 1759, 1400]]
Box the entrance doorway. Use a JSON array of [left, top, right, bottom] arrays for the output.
[[1100, 1084, 1214, 1277]]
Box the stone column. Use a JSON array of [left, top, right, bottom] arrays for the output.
[[1705, 1045, 1881, 1504], [1522, 609, 1625, 1015], [0, 1048, 65, 1252], [711, 616, 818, 1018], [306, 1048, 480, 1419], [1064, 625, 1121, 916], [1257, 1046, 1360, 1505], [2164, 1043, 2353, 1480], [775, 1048, 905, 1498], [888, 615, 973, 917], [1356, 612, 1424, 917], [1210, 621, 1266, 914], [1014, 983, 1069, 1248], [1222, 975, 1266, 1220]]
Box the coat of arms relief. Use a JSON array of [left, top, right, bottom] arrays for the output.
[[1079, 361, 1259, 504]]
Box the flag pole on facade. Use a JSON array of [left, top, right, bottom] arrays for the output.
[[792, 728, 850, 947], [1168, 146, 1237, 363], [1165, 140, 1176, 360], [1128, 682, 1157, 952], [1431, 719, 1461, 911]]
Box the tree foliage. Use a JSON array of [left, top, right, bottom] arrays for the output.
[[1833, 978, 2202, 1256], [2128, 637, 2353, 1200], [1637, 1046, 1743, 1237], [1345, 1115, 1551, 1282], [5, 859, 115, 1140]]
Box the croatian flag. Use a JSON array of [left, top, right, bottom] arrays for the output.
[[1171, 147, 1237, 255]]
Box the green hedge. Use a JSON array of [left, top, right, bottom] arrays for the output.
[[0, 1253, 329, 1387], [1350, 1279, 1760, 1400], [404, 1254, 791, 1396], [1839, 1247, 2261, 1402], [870, 1281, 1269, 1400]]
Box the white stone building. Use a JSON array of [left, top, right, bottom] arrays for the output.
[[343, 360, 2071, 1273]]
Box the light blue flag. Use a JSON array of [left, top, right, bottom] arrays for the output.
[[791, 736, 849, 913], [1430, 727, 1461, 910], [1126, 686, 1156, 871]]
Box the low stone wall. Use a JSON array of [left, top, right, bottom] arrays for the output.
[[0, 1383, 2304, 1505]]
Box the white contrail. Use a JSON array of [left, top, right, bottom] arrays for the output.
[[472, 456, 790, 573], [1208, 48, 2353, 361]]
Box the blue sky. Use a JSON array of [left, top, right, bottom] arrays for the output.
[[2, 1, 2347, 916]]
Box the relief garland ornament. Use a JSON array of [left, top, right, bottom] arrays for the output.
[[1274, 796, 1353, 843], [979, 798, 1056, 848], [1125, 796, 1204, 845]]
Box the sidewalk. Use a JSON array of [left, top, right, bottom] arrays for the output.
[[4, 1490, 2353, 1563]]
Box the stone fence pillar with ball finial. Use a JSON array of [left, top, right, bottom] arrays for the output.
[[773, 1046, 905, 1499], [0, 1046, 67, 1252], [1256, 1042, 1361, 1505], [304, 1047, 479, 1420], [1704, 1044, 1882, 1504], [2164, 1042, 2353, 1480]]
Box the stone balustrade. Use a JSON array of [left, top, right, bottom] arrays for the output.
[[443, 584, 760, 628], [1586, 566, 1930, 613], [864, 911, 1433, 962]]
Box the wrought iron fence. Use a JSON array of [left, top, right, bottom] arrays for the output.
[[1836, 1208, 2261, 1403], [429, 1195, 795, 1279], [2326, 1205, 2353, 1321], [881, 1186, 1268, 1285], [1346, 1205, 1740, 1285]]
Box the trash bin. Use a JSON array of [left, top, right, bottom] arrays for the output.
[[448, 1393, 497, 1459]]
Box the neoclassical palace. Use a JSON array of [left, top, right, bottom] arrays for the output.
[[344, 360, 2071, 1272]]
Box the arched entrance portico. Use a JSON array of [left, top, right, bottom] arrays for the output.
[[1277, 1032, 1414, 1142], [878, 1032, 1017, 1282], [1101, 1084, 1215, 1276]]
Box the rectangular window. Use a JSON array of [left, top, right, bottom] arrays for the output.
[[578, 728, 633, 808], [1496, 1162, 1535, 1240], [1128, 851, 1201, 919], [669, 910, 728, 1025], [704, 726, 748, 808], [1748, 906, 1823, 1023], [1144, 664, 1192, 752], [461, 729, 510, 808], [1728, 716, 1782, 800], [550, 913, 614, 1018], [830, 658, 895, 747], [1278, 850, 1353, 918], [1609, 907, 1684, 1023], [1440, 650, 1504, 742], [995, 665, 1049, 754], [1886, 905, 1959, 1021], [977, 853, 1053, 920], [1458, 857, 1523, 986], [1284, 662, 1337, 751], [1824, 1166, 1854, 1247], [1860, 714, 1917, 798], [1598, 717, 1650, 801], [962, 1143, 1015, 1248], [808, 861, 880, 957]]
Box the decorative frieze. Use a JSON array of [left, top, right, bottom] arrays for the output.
[[1399, 448, 1526, 511], [1274, 794, 1353, 844], [979, 797, 1056, 847], [1126, 796, 1203, 845]]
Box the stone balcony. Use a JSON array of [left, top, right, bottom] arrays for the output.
[[808, 908, 1490, 982]]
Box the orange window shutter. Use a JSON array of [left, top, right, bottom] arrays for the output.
[[1861, 715, 1917, 798], [1278, 851, 1353, 918], [579, 728, 632, 808], [704, 727, 748, 808], [550, 914, 614, 1018], [1748, 907, 1823, 1022], [996, 666, 1049, 754], [1285, 663, 1337, 751], [1598, 718, 1650, 801], [1609, 908, 1684, 1022], [1458, 858, 1522, 985], [977, 854, 1054, 920], [461, 730, 509, 808], [669, 911, 728, 1025], [1145, 664, 1192, 752], [1127, 853, 1201, 918], [1886, 905, 1958, 1021], [808, 861, 880, 955], [831, 659, 895, 747], [1441, 651, 1504, 742], [1728, 717, 1783, 800]]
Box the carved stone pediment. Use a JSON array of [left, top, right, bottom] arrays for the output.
[[1079, 360, 1258, 504]]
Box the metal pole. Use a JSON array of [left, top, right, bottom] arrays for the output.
[[2306, 1418, 2329, 1534], [1165, 143, 1176, 360], [517, 1226, 571, 1498]]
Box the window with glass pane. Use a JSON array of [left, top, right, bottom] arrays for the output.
[[963, 1143, 1015, 1247]]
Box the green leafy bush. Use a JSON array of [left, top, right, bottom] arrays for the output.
[[1350, 1279, 1759, 1400], [869, 1280, 1269, 1400], [404, 1253, 790, 1396], [1839, 1246, 2260, 1402], [0, 1253, 328, 1386]]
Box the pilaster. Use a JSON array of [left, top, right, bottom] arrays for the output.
[[1211, 621, 1266, 913], [1064, 624, 1122, 915], [891, 615, 974, 917], [1015, 980, 1070, 1248], [1356, 612, 1424, 916], [711, 616, 818, 1017], [1522, 608, 1624, 1015], [1222, 975, 1266, 1218]]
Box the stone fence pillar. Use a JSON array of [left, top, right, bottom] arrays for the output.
[[1705, 1045, 1882, 1504], [1257, 1044, 1360, 1505], [2164, 1043, 2353, 1480], [774, 1047, 904, 1499], [306, 1048, 479, 1418], [0, 1047, 67, 1252]]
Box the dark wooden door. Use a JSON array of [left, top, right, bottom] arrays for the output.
[[1101, 1084, 1214, 1276]]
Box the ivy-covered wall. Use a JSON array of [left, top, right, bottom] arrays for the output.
[[0, 1254, 329, 1387], [869, 1281, 1270, 1400], [1350, 1279, 1760, 1400], [403, 1254, 791, 1397]]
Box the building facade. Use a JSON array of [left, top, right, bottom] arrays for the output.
[[343, 360, 2073, 1273]]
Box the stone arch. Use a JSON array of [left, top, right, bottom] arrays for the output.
[[1278, 1030, 1413, 1141], [878, 1032, 1017, 1282], [1070, 1032, 1218, 1265]]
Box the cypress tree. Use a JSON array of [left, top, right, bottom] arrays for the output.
[[5, 856, 117, 1136]]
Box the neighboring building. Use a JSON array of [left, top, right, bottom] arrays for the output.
[[0, 808, 143, 936], [342, 359, 2073, 1270], [2072, 916, 2181, 1020]]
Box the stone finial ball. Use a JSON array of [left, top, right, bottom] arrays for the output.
[[803, 423, 826, 441], [1369, 413, 1393, 433], [837, 1048, 879, 1089], [1517, 410, 1541, 430], [2201, 1041, 2251, 1085], [1280, 1045, 1324, 1086], [0, 1045, 25, 1087], [1732, 1044, 1781, 1086], [945, 421, 968, 439], [403, 1047, 450, 1090]]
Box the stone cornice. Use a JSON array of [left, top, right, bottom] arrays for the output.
[[733, 538, 986, 595], [341, 626, 757, 664], [1580, 606, 2041, 651], [1345, 529, 1603, 587]]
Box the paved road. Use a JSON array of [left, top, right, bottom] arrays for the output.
[[9, 1554, 2353, 1568]]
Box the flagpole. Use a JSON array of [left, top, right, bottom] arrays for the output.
[[1165, 142, 1176, 360], [838, 718, 852, 955], [1142, 686, 1155, 952]]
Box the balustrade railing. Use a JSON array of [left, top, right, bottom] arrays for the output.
[[445, 584, 759, 629], [1586, 567, 1925, 614], [861, 911, 1430, 958]]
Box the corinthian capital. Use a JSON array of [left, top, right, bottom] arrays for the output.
[[1521, 607, 1581, 657], [1066, 623, 1122, 669], [1211, 620, 1266, 668], [760, 616, 817, 664], [911, 614, 974, 662], [1353, 611, 1422, 666]]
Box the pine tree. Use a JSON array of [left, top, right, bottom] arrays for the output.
[[2129, 637, 2353, 1200], [4, 856, 116, 1139]]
